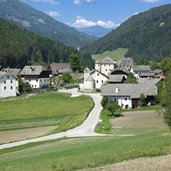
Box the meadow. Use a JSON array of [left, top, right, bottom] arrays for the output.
[[0, 93, 93, 131], [0, 130, 170, 171], [92, 48, 128, 61]]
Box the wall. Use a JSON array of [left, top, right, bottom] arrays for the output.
[[0, 75, 16, 98], [106, 96, 132, 109]]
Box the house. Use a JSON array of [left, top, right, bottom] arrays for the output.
[[117, 57, 134, 70], [19, 66, 50, 89], [0, 72, 17, 98], [95, 57, 117, 76], [2, 68, 21, 90], [49, 63, 72, 76], [102, 78, 160, 109], [79, 68, 108, 91], [130, 65, 152, 78]]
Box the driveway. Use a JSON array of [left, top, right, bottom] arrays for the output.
[[0, 88, 103, 150]]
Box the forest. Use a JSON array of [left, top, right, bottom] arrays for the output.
[[86, 4, 171, 62], [0, 18, 94, 69]]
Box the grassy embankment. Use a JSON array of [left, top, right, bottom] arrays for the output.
[[0, 130, 170, 171], [0, 93, 93, 132], [92, 48, 128, 61]]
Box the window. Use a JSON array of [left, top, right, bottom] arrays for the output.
[[35, 85, 37, 88], [96, 80, 98, 83], [106, 69, 108, 71], [11, 86, 13, 90], [40, 79, 42, 82], [97, 73, 99, 76], [4, 81, 6, 84], [36, 79, 38, 82], [4, 86, 6, 90], [11, 80, 13, 84], [7, 76, 9, 79], [44, 79, 46, 82], [125, 98, 127, 101], [102, 80, 103, 83]]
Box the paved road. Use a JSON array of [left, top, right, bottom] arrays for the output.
[[0, 89, 103, 150]]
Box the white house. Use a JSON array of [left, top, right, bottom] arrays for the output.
[[95, 57, 116, 76], [19, 66, 50, 89], [79, 68, 108, 91], [0, 72, 17, 98], [102, 78, 160, 109]]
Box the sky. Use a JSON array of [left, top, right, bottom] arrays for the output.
[[22, 0, 171, 29]]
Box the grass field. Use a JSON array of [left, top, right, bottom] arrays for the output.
[[92, 48, 128, 61], [0, 93, 93, 131], [0, 131, 171, 171]]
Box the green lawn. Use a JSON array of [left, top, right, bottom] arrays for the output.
[[0, 131, 171, 171], [92, 48, 128, 61], [0, 93, 93, 131]]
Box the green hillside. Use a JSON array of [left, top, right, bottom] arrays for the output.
[[92, 48, 128, 61], [0, 0, 97, 48], [87, 4, 171, 62], [0, 18, 94, 68]]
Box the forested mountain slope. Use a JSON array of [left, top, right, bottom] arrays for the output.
[[0, 0, 97, 48], [0, 18, 85, 68], [87, 4, 171, 61]]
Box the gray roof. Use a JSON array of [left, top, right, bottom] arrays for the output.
[[79, 69, 108, 80], [50, 63, 72, 74], [133, 65, 151, 72], [153, 69, 163, 74], [0, 71, 16, 79], [137, 78, 160, 85], [96, 57, 115, 64], [117, 57, 134, 69], [19, 66, 46, 76], [102, 83, 158, 98], [108, 74, 124, 83], [2, 68, 21, 77], [140, 72, 155, 77]]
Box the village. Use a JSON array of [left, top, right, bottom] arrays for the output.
[[0, 56, 164, 109]]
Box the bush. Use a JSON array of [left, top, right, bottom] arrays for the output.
[[61, 73, 73, 84], [101, 97, 121, 116], [19, 82, 32, 93]]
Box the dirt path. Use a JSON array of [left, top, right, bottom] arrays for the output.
[[82, 155, 171, 171], [0, 126, 56, 144]]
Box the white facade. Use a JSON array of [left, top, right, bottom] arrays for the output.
[[23, 78, 50, 89], [95, 63, 115, 76], [0, 75, 16, 98], [107, 96, 132, 109], [79, 68, 108, 91], [91, 70, 108, 89]]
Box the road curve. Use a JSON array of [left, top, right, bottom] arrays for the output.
[[0, 89, 103, 150]]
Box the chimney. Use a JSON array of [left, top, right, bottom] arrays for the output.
[[30, 67, 34, 74], [115, 87, 119, 93]]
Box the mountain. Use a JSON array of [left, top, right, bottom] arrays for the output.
[[0, 17, 94, 69], [77, 26, 112, 37], [0, 0, 97, 48], [87, 4, 171, 62]]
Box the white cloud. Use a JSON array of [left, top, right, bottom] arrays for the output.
[[142, 0, 160, 3], [71, 16, 119, 29], [31, 0, 59, 5], [74, 0, 95, 4], [45, 11, 61, 17]]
